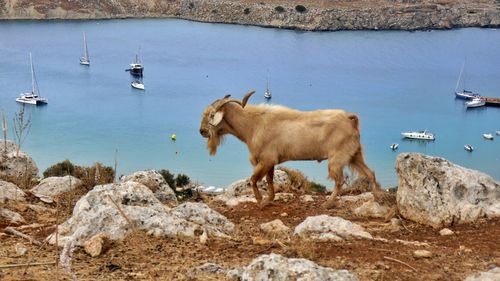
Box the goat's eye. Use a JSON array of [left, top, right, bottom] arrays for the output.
[[209, 112, 215, 118]]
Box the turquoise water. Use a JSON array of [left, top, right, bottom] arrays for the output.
[[0, 20, 499, 188]]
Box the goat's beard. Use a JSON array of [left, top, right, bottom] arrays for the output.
[[207, 129, 224, 156]]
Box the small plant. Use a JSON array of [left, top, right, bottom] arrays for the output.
[[12, 104, 31, 157], [244, 8, 250, 14], [309, 181, 326, 193], [277, 166, 310, 193], [275, 6, 285, 13], [175, 173, 190, 187], [43, 160, 114, 187], [159, 169, 176, 188], [295, 5, 306, 13], [43, 159, 75, 177]]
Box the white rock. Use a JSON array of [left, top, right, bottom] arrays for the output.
[[464, 267, 500, 281], [224, 169, 291, 197], [15, 243, 28, 256], [413, 249, 433, 258], [339, 192, 374, 203], [240, 253, 359, 281], [354, 200, 391, 218], [439, 228, 454, 236], [84, 233, 108, 257], [46, 182, 233, 246], [301, 195, 315, 202], [214, 194, 257, 207], [122, 170, 177, 204], [396, 153, 500, 228], [0, 140, 38, 180], [0, 208, 26, 224], [31, 176, 82, 197], [260, 219, 291, 239], [0, 180, 26, 203], [294, 215, 372, 241]]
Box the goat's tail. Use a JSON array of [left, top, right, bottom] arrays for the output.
[[347, 113, 360, 132]]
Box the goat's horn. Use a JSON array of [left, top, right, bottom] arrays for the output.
[[223, 94, 231, 99], [241, 90, 255, 108], [214, 99, 243, 111]]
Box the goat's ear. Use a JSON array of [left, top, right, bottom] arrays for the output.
[[209, 111, 224, 126]]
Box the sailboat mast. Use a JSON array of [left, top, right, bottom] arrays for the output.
[[455, 61, 465, 92], [83, 32, 89, 60], [30, 53, 40, 96]]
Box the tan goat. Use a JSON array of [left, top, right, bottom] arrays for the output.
[[199, 90, 383, 207]]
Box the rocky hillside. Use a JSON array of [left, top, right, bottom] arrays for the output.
[[0, 0, 499, 31]]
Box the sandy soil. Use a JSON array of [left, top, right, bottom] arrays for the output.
[[1, 191, 499, 281]]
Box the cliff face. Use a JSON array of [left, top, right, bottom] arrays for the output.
[[0, 0, 499, 31]]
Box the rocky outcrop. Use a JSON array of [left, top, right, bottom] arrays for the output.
[[240, 253, 358, 281], [464, 267, 500, 281], [47, 181, 234, 246], [0, 140, 38, 181], [0, 180, 26, 203], [260, 219, 291, 239], [122, 170, 177, 204], [396, 153, 500, 228], [31, 175, 82, 197], [0, 208, 26, 224], [294, 215, 372, 241], [0, 1, 498, 31]]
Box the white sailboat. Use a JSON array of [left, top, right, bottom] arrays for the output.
[[455, 60, 479, 99], [264, 71, 272, 99], [16, 53, 48, 105], [131, 80, 145, 90], [80, 32, 90, 66]]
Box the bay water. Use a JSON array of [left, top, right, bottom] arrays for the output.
[[0, 19, 499, 188]]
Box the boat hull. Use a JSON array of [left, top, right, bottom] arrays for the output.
[[401, 132, 435, 140], [131, 83, 145, 90], [455, 91, 479, 100], [16, 98, 48, 105]]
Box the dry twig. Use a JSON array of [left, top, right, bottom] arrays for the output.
[[383, 256, 417, 272], [397, 215, 413, 233], [0, 261, 56, 269], [4, 227, 42, 246]]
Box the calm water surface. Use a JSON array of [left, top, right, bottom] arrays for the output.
[[0, 20, 499, 188]]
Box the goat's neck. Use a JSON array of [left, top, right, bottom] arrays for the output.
[[223, 105, 254, 143]]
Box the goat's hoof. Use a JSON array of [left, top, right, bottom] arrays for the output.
[[322, 199, 338, 209], [259, 199, 273, 208]]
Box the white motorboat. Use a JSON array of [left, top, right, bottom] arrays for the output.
[[483, 133, 494, 140], [496, 131, 500, 136], [465, 97, 485, 108], [454, 60, 479, 99], [131, 80, 145, 90], [390, 143, 399, 150], [401, 130, 435, 140], [464, 144, 474, 152], [16, 53, 48, 105], [79, 32, 90, 66]]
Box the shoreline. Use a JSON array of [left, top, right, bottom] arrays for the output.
[[1, 1, 499, 32]]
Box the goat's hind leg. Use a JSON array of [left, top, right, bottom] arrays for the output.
[[250, 163, 268, 204], [323, 157, 346, 209], [350, 150, 391, 204], [261, 166, 275, 207]]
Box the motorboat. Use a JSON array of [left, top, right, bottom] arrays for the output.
[[126, 47, 143, 77], [465, 97, 485, 108], [464, 144, 474, 152], [16, 53, 48, 105], [496, 131, 500, 136], [79, 32, 90, 66], [483, 133, 494, 140], [401, 130, 435, 140], [131, 80, 145, 90], [390, 143, 399, 150]]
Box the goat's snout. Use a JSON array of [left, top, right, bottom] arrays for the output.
[[199, 128, 209, 138]]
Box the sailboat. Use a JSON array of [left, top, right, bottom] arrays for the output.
[[16, 53, 48, 105], [79, 32, 90, 66], [455, 60, 479, 100], [264, 72, 272, 99], [126, 47, 144, 77]]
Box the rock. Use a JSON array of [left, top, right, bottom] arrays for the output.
[[34, 194, 54, 203], [439, 228, 454, 236], [464, 267, 500, 281], [260, 219, 291, 239], [391, 218, 402, 226], [223, 169, 291, 197], [0, 180, 26, 203], [215, 194, 257, 207], [15, 243, 28, 256], [396, 153, 500, 228], [0, 140, 38, 180], [190, 262, 225, 275], [27, 204, 55, 214], [339, 192, 374, 203], [84, 233, 109, 257], [354, 201, 391, 218], [122, 170, 177, 204], [252, 236, 272, 246], [301, 195, 315, 202], [199, 230, 208, 244], [47, 182, 233, 246], [280, 212, 288, 217], [294, 215, 372, 241], [0, 208, 26, 224], [240, 253, 359, 281], [413, 250, 433, 258], [31, 176, 82, 197]]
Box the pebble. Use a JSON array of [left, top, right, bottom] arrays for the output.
[[413, 249, 433, 258], [280, 212, 288, 217], [15, 243, 28, 256], [439, 228, 454, 236]]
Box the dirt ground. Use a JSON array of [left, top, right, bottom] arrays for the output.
[[1, 191, 499, 281]]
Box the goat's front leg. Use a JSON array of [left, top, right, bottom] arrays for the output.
[[250, 163, 267, 203], [261, 166, 275, 206]]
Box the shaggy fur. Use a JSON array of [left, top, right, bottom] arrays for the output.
[[199, 92, 382, 207]]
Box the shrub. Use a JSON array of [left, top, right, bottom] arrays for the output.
[[277, 166, 309, 193], [275, 6, 285, 13], [43, 159, 75, 177], [244, 8, 250, 14], [175, 173, 190, 187], [188, 2, 194, 9], [309, 181, 326, 193], [159, 169, 175, 188], [295, 5, 306, 13]]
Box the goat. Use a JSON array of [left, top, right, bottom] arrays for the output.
[[199, 90, 383, 208]]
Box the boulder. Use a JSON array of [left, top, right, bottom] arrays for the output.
[[122, 170, 177, 204], [0, 180, 26, 203], [396, 153, 500, 228], [0, 140, 38, 180], [354, 200, 391, 218], [464, 267, 500, 281], [260, 219, 292, 239], [240, 253, 359, 281], [0, 208, 26, 224], [46, 182, 233, 246], [31, 176, 82, 197], [84, 233, 109, 257], [294, 215, 372, 241]]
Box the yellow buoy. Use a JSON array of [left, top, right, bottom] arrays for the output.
[[171, 133, 177, 141]]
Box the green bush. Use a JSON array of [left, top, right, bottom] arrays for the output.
[[159, 169, 176, 188], [175, 174, 190, 187], [43, 159, 75, 177], [309, 181, 326, 193], [295, 5, 306, 13], [244, 8, 250, 14], [275, 6, 285, 13]]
